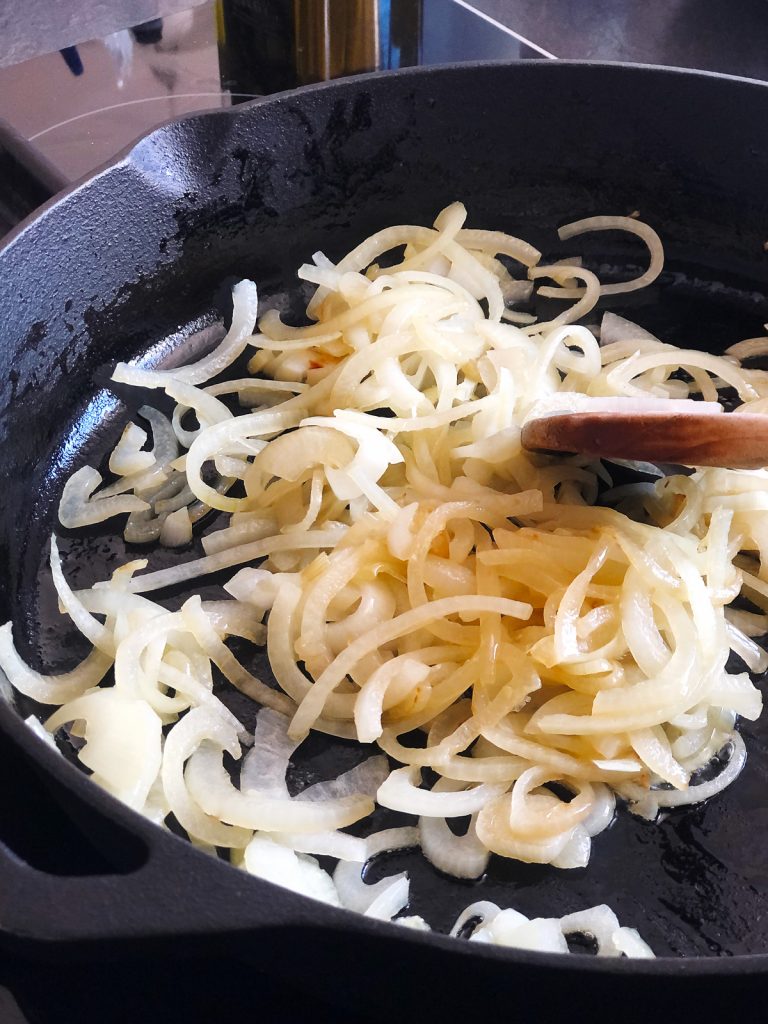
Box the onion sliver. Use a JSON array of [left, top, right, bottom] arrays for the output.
[[114, 280, 258, 388], [186, 742, 373, 832], [242, 834, 340, 906], [0, 623, 111, 704], [419, 780, 489, 878], [162, 707, 252, 849], [378, 766, 506, 818], [47, 689, 161, 812], [557, 216, 664, 296]]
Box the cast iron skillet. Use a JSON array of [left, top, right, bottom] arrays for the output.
[[3, 61, 768, 1018]]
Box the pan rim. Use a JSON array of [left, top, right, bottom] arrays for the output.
[[3, 56, 768, 255]]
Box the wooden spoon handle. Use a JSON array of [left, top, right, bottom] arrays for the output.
[[521, 411, 768, 469]]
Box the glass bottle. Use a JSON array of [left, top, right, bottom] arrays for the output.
[[216, 0, 422, 98]]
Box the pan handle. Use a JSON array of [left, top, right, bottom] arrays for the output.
[[0, 118, 68, 237], [0, 719, 328, 955], [0, 831, 317, 954]]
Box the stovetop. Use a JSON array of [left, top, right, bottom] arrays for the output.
[[2, 2, 768, 1020]]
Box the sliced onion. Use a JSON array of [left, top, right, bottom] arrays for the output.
[[557, 216, 664, 296], [299, 756, 390, 802], [364, 875, 410, 920], [161, 707, 252, 848], [450, 901, 503, 938], [269, 830, 369, 861], [180, 597, 294, 715], [333, 859, 408, 915], [240, 708, 298, 797], [0, 622, 111, 704], [185, 742, 373, 832], [726, 620, 768, 672], [419, 779, 489, 878], [242, 834, 340, 906], [139, 405, 179, 466], [24, 714, 59, 750], [613, 927, 655, 958], [473, 911, 569, 953], [551, 827, 591, 869], [109, 423, 155, 476], [726, 336, 768, 360], [126, 525, 346, 594], [224, 567, 293, 616], [396, 915, 431, 931], [365, 826, 421, 858], [203, 518, 278, 556], [159, 506, 193, 547], [599, 312, 662, 348], [378, 765, 506, 818], [115, 280, 258, 388], [47, 689, 161, 811], [59, 466, 149, 528], [560, 904, 623, 954], [651, 733, 746, 808]]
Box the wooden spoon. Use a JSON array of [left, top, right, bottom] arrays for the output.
[[521, 410, 768, 469]]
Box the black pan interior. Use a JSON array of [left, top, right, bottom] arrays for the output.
[[3, 61, 768, 959]]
